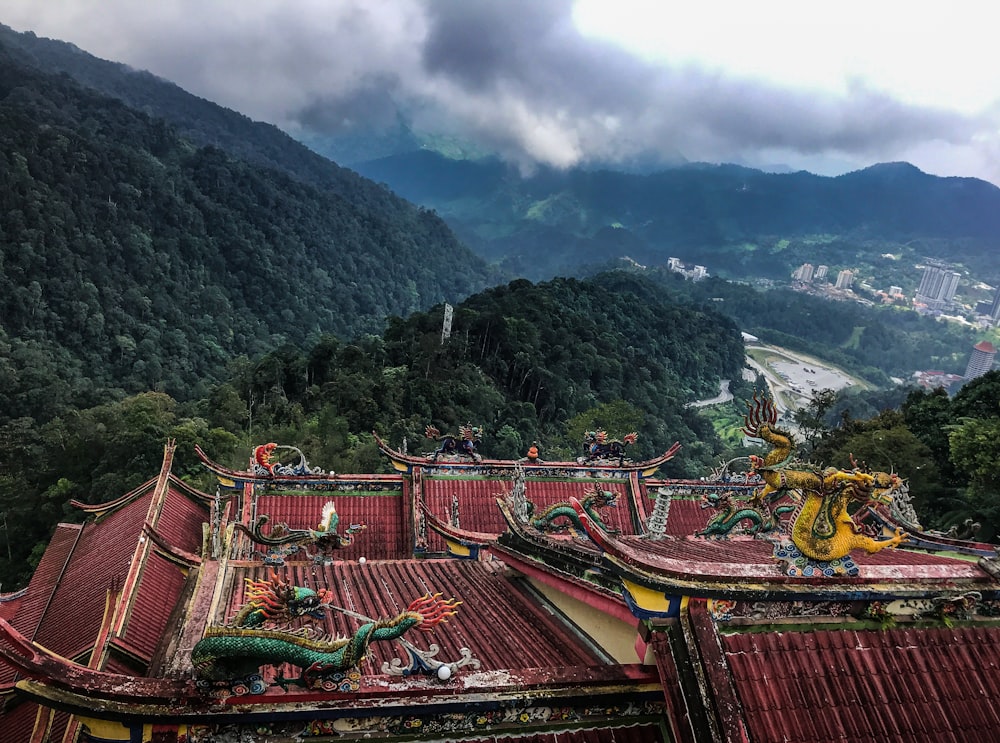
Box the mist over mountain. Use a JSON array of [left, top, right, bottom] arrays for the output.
[[352, 149, 1000, 282]]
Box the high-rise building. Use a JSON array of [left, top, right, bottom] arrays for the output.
[[792, 263, 814, 282], [916, 263, 961, 310], [964, 341, 997, 380], [835, 270, 854, 289], [815, 265, 829, 280], [990, 286, 1000, 321]]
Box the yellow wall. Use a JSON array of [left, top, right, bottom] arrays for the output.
[[528, 578, 639, 663]]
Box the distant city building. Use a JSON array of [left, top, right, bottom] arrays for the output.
[[913, 370, 964, 391], [815, 265, 829, 280], [990, 286, 1000, 321], [964, 341, 997, 381], [665, 257, 708, 281], [916, 263, 961, 310], [835, 270, 854, 289], [889, 286, 903, 297], [792, 263, 814, 282]]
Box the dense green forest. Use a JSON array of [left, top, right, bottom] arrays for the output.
[[1, 23, 998, 598], [0, 273, 749, 588], [0, 39, 501, 422]]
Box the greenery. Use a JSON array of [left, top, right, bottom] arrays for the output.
[[0, 35, 500, 423], [791, 373, 1000, 541], [2, 23, 999, 598], [0, 271, 750, 587], [352, 151, 1000, 284]]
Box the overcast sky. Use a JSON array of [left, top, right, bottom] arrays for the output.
[[6, 0, 1000, 184]]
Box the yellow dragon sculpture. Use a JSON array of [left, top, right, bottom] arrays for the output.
[[743, 392, 906, 562]]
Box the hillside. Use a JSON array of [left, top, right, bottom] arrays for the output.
[[0, 30, 501, 422], [353, 150, 1000, 282]]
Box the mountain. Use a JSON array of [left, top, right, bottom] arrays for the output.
[[352, 151, 1000, 282], [0, 26, 502, 423]]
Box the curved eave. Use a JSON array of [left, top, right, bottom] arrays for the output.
[[375, 434, 680, 478], [0, 618, 194, 705], [195, 445, 400, 488], [142, 523, 202, 567], [16, 666, 661, 724], [70, 478, 155, 515], [421, 504, 497, 546], [569, 499, 1000, 601], [867, 507, 997, 557]]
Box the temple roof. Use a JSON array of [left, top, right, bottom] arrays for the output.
[[6, 440, 1000, 742], [722, 625, 1000, 741]]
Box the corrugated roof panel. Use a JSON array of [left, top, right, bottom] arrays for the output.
[[722, 625, 1000, 741], [120, 551, 188, 659], [33, 494, 150, 662], [225, 559, 605, 679], [255, 492, 408, 560], [155, 485, 209, 554]]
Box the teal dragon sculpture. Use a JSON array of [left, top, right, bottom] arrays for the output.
[[698, 489, 796, 537], [234, 500, 367, 565], [192, 572, 461, 691], [528, 483, 619, 534]]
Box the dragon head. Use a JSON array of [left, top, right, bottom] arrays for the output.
[[241, 572, 334, 625]]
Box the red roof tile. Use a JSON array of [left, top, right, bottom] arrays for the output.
[[9, 524, 81, 639], [0, 524, 82, 686], [255, 491, 409, 561], [223, 559, 606, 679], [33, 492, 150, 662], [120, 551, 188, 660], [422, 477, 637, 552], [722, 626, 1000, 742], [0, 700, 41, 743], [154, 482, 210, 554]]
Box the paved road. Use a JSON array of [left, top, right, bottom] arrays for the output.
[[687, 379, 732, 408]]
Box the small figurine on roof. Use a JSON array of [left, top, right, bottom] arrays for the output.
[[425, 423, 483, 462], [519, 441, 542, 463], [581, 430, 637, 464], [253, 442, 278, 475]]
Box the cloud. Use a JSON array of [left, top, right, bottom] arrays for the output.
[[5, 0, 999, 182]]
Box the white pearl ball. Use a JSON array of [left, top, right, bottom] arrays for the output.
[[358, 556, 367, 564], [437, 665, 452, 681]]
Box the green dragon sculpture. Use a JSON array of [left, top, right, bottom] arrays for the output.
[[234, 501, 366, 565], [528, 483, 618, 534], [698, 489, 796, 537], [192, 572, 461, 691]]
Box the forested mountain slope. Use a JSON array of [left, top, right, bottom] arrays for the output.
[[354, 150, 1000, 282], [0, 35, 500, 423], [0, 271, 747, 587]]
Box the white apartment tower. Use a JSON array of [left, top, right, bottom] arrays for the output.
[[964, 341, 997, 381], [792, 264, 815, 282], [916, 263, 961, 310], [835, 270, 854, 289]]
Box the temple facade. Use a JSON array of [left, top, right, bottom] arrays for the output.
[[2, 425, 1000, 742]]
